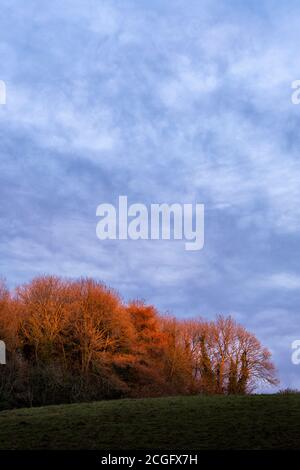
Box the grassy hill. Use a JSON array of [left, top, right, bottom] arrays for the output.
[[0, 394, 299, 450]]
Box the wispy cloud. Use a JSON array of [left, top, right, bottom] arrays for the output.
[[260, 273, 300, 290]]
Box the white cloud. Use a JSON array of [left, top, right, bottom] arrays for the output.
[[262, 273, 300, 291], [0, 85, 119, 157]]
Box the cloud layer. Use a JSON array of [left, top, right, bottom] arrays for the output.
[[1, 0, 300, 390]]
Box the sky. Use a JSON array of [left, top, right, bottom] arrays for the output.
[[1, 0, 300, 390]]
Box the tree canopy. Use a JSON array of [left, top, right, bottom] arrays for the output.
[[0, 276, 278, 409]]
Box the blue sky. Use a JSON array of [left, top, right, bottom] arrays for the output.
[[1, 0, 300, 390]]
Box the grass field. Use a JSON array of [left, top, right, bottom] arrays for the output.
[[0, 394, 299, 450]]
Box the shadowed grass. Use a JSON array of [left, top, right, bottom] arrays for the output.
[[0, 394, 299, 449]]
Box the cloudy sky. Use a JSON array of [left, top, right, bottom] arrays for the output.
[[1, 0, 300, 390]]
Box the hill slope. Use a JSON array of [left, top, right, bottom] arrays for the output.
[[0, 394, 299, 450]]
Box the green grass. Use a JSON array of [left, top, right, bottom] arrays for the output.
[[0, 394, 299, 450]]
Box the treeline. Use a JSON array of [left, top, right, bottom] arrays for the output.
[[0, 276, 277, 409]]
